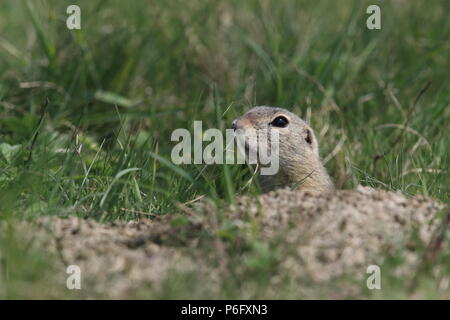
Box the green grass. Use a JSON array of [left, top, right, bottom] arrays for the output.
[[0, 0, 449, 299]]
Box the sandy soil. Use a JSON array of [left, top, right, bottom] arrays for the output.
[[12, 186, 447, 298]]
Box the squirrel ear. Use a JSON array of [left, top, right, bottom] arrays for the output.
[[305, 128, 313, 145], [305, 127, 319, 156]]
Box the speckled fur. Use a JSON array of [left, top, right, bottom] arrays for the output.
[[233, 106, 334, 193]]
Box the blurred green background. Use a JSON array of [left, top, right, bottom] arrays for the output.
[[0, 0, 449, 299]]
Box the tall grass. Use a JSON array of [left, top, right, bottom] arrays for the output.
[[0, 0, 448, 298], [1, 0, 448, 221]]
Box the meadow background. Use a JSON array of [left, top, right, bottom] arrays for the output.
[[0, 0, 448, 299]]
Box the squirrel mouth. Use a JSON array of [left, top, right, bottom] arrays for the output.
[[234, 129, 271, 165]]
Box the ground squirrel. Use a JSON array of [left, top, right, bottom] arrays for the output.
[[232, 106, 335, 194]]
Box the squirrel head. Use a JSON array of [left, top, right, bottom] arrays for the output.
[[232, 106, 334, 193], [232, 106, 319, 161]]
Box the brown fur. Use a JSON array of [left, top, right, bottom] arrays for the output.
[[232, 106, 335, 194]]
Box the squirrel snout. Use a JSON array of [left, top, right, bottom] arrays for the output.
[[231, 118, 251, 131], [231, 120, 237, 131]]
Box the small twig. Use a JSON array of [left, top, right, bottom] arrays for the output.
[[25, 98, 49, 164], [241, 163, 259, 191], [176, 202, 197, 217], [401, 168, 443, 177], [373, 81, 431, 173], [323, 132, 346, 164], [292, 169, 316, 189], [183, 195, 205, 205], [119, 208, 157, 217]]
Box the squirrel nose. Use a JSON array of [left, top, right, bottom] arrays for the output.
[[231, 120, 237, 131]]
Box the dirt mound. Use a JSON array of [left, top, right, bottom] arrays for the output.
[[12, 187, 446, 298], [227, 186, 445, 283], [24, 215, 216, 298]]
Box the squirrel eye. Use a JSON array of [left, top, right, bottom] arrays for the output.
[[271, 116, 289, 128]]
